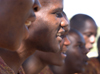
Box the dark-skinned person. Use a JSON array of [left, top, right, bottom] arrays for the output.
[[70, 14, 97, 51], [48, 29, 89, 74], [38, 14, 97, 74], [0, 0, 69, 74], [69, 14, 97, 74], [0, 0, 41, 51], [0, 0, 41, 74], [81, 36, 100, 74], [22, 11, 70, 74], [23, 34, 70, 74]]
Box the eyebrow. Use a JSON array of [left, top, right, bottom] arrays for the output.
[[77, 41, 82, 44], [77, 41, 85, 45], [52, 8, 63, 12]]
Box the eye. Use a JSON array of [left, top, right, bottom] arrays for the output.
[[56, 12, 63, 18], [84, 33, 92, 37], [78, 45, 82, 48], [86, 34, 91, 37], [77, 44, 84, 49]]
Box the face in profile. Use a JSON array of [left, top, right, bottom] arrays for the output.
[[0, 0, 41, 50], [65, 30, 88, 73], [27, 0, 69, 53], [81, 19, 97, 51], [28, 11, 70, 66], [35, 35, 70, 66]]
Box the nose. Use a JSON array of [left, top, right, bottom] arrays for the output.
[[61, 17, 69, 27], [61, 17, 70, 33], [64, 36, 70, 46], [33, 0, 41, 12], [90, 35, 95, 44]]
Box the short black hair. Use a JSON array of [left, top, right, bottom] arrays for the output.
[[70, 14, 96, 31]]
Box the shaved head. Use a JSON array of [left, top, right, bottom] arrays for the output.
[[70, 13, 97, 51], [70, 14, 97, 32], [39, 0, 63, 7], [68, 29, 83, 39]]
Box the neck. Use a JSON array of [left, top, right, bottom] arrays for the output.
[[63, 63, 75, 74], [0, 41, 36, 74], [49, 65, 74, 74], [17, 41, 36, 62]]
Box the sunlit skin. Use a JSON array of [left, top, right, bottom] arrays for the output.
[[25, 0, 69, 53], [49, 29, 89, 74], [0, 0, 69, 73], [0, 0, 41, 51], [80, 36, 100, 74], [81, 19, 97, 50], [70, 14, 97, 51], [22, 35, 70, 74], [0, 0, 41, 73], [22, 12, 70, 74]]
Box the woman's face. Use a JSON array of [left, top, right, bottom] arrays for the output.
[[65, 32, 88, 73], [81, 19, 97, 51]]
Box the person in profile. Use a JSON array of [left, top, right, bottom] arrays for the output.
[[81, 36, 100, 74], [0, 0, 41, 73], [38, 14, 97, 74], [22, 11, 70, 74], [0, 0, 41, 51], [48, 29, 88, 74], [0, 0, 69, 73], [70, 13, 98, 74], [70, 14, 97, 51]]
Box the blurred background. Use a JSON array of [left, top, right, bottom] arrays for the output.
[[63, 0, 100, 58]]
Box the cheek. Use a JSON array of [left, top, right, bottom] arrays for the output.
[[47, 15, 61, 28], [83, 36, 88, 42], [89, 36, 96, 43], [67, 50, 80, 63]]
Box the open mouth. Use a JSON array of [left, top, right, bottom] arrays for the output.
[[61, 51, 67, 59], [25, 20, 32, 27], [83, 57, 89, 66], [56, 32, 63, 43]]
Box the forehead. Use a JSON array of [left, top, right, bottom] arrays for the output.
[[41, 0, 63, 4], [82, 19, 97, 33], [68, 32, 85, 45], [43, 0, 63, 10]]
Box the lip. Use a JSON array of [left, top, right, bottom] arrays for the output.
[[56, 36, 63, 43], [25, 20, 32, 27], [60, 45, 68, 59], [61, 52, 67, 59], [56, 32, 64, 43], [25, 12, 36, 27], [83, 57, 89, 65], [89, 47, 93, 50]]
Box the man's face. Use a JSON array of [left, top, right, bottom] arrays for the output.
[[65, 32, 88, 73], [0, 0, 41, 50], [35, 35, 70, 66], [27, 0, 69, 52], [81, 19, 97, 51]]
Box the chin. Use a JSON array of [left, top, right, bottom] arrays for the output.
[[74, 67, 83, 73], [54, 60, 64, 66], [36, 43, 60, 53]]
